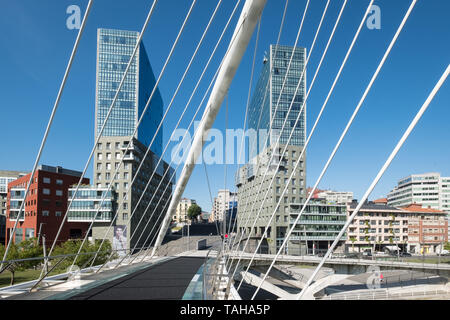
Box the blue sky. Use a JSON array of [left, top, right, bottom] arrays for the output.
[[1, 0, 449, 211]]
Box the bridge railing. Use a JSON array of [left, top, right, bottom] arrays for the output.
[[0, 245, 154, 295], [320, 285, 450, 300]]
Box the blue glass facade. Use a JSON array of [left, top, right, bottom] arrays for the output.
[[96, 28, 163, 156], [248, 45, 306, 158]]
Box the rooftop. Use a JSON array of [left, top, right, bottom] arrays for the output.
[[400, 204, 446, 214]]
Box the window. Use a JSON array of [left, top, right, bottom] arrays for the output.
[[15, 228, 23, 244], [56, 211, 62, 217], [56, 179, 63, 185], [25, 228, 35, 239], [97, 163, 102, 171], [43, 188, 51, 195], [43, 177, 51, 184], [116, 152, 121, 160], [106, 153, 111, 160], [98, 153, 103, 160], [97, 143, 102, 150], [106, 163, 111, 170], [43, 210, 50, 217]]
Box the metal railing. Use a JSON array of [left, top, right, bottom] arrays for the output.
[[0, 245, 155, 295]]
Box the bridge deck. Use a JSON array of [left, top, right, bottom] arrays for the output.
[[68, 257, 204, 300]]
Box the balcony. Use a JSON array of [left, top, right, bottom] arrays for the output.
[[9, 212, 25, 221], [67, 211, 113, 223], [10, 189, 25, 200]]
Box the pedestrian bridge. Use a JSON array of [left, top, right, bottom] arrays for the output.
[[227, 252, 450, 278]]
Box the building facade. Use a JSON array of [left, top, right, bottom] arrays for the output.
[[400, 204, 448, 254], [345, 201, 448, 254], [387, 173, 450, 212], [1, 171, 26, 243], [308, 188, 354, 204], [210, 190, 238, 223], [346, 201, 408, 253], [237, 45, 307, 254], [387, 172, 450, 240], [173, 198, 196, 223], [95, 28, 163, 155], [5, 165, 90, 245], [93, 138, 174, 252], [93, 28, 174, 252], [67, 186, 117, 224], [289, 201, 347, 255]]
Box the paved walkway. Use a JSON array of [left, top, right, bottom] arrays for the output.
[[68, 257, 204, 300]]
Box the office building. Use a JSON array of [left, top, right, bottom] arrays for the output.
[[387, 172, 450, 240], [5, 165, 90, 245], [95, 28, 163, 155], [93, 29, 174, 252], [289, 200, 347, 255], [387, 172, 450, 212], [237, 45, 307, 254]]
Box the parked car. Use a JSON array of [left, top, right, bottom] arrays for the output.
[[362, 249, 372, 257], [438, 249, 449, 256], [400, 252, 412, 257]]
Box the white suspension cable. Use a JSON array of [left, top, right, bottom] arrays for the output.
[[236, 0, 350, 291], [93, 2, 245, 268], [225, 0, 290, 262], [98, 0, 245, 268], [1, 0, 94, 268], [297, 63, 449, 300], [46, 0, 161, 261], [66, 0, 200, 271], [230, 0, 331, 286], [225, 0, 311, 267], [151, 0, 267, 259], [251, 0, 417, 300]]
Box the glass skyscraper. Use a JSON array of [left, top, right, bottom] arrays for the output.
[[95, 28, 163, 156], [92, 29, 174, 253], [248, 44, 306, 158], [237, 44, 307, 254]]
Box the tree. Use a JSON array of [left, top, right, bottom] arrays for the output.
[[0, 239, 42, 286], [51, 239, 113, 272], [187, 204, 202, 222]]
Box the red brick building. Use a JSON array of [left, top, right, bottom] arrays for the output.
[[401, 204, 448, 254], [5, 165, 90, 246]]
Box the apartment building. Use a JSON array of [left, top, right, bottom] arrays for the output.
[[5, 165, 90, 245], [346, 201, 409, 253], [401, 204, 448, 254], [173, 198, 196, 223]]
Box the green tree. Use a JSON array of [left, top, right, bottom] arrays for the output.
[[187, 204, 202, 222], [0, 239, 42, 286], [52, 239, 113, 271]]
